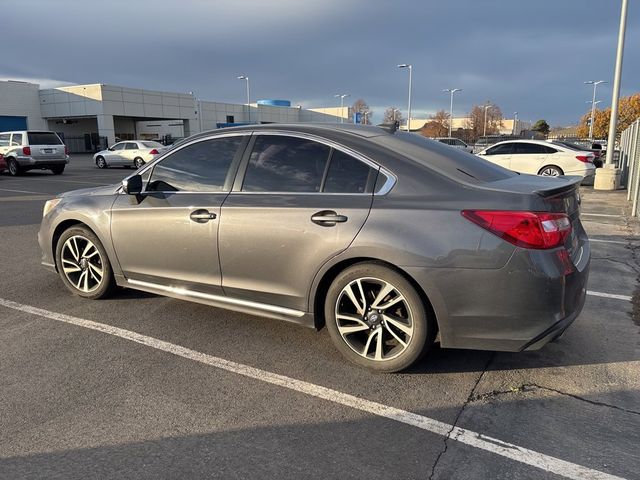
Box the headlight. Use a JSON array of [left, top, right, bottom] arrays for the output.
[[43, 198, 61, 218]]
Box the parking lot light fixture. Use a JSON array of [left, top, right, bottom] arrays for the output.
[[513, 112, 519, 135], [237, 75, 250, 123], [334, 94, 350, 123], [398, 64, 412, 132], [443, 88, 462, 137], [585, 80, 606, 141], [483, 104, 491, 137]]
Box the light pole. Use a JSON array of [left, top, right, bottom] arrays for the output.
[[237, 75, 250, 123], [605, 0, 628, 166], [334, 93, 350, 123], [398, 64, 412, 131], [443, 88, 462, 137], [585, 80, 606, 141], [392, 108, 400, 123], [513, 112, 519, 135], [483, 104, 491, 137], [362, 110, 370, 125]]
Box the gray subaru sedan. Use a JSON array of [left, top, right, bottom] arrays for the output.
[[38, 124, 589, 372]]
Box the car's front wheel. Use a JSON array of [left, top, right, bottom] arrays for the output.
[[325, 263, 434, 372], [55, 226, 115, 299], [95, 156, 107, 169]]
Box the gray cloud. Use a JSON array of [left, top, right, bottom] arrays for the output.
[[3, 0, 638, 125]]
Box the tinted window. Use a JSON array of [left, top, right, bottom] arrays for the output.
[[0, 134, 9, 147], [242, 136, 330, 192], [27, 132, 62, 145], [486, 144, 513, 155], [512, 143, 549, 154], [324, 150, 374, 193], [10, 133, 23, 146], [371, 133, 514, 183], [147, 136, 243, 192], [125, 143, 138, 150]]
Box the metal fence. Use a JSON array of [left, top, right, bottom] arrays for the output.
[[58, 134, 108, 154], [620, 118, 640, 216]]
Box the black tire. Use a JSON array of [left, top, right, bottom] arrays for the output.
[[134, 157, 145, 169], [325, 262, 435, 372], [51, 165, 65, 175], [7, 158, 22, 176], [55, 226, 116, 299], [95, 156, 108, 169], [538, 165, 563, 177]]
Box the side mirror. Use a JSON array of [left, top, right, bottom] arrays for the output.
[[122, 174, 143, 195], [108, 147, 114, 151]]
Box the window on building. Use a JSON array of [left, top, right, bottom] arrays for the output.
[[226, 115, 235, 123]]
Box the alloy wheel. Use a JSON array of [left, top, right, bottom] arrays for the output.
[[60, 235, 104, 293], [540, 167, 561, 176], [335, 277, 414, 361]]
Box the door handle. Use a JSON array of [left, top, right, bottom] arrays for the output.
[[311, 210, 348, 226], [190, 209, 217, 223]]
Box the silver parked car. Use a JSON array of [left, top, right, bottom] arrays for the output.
[[0, 130, 69, 175], [38, 124, 590, 372], [93, 140, 166, 169], [434, 137, 473, 153]]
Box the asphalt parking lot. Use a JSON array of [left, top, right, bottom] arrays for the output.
[[0, 155, 638, 480]]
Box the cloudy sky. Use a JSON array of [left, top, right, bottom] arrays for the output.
[[2, 0, 638, 125]]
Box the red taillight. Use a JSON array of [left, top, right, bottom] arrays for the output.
[[461, 210, 572, 249], [22, 146, 31, 156], [149, 149, 159, 155], [65, 145, 69, 155], [576, 155, 592, 163]]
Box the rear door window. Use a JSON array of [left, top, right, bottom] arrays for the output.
[[241, 136, 331, 192], [27, 132, 63, 145], [323, 150, 376, 193], [10, 133, 23, 146], [513, 143, 547, 154]]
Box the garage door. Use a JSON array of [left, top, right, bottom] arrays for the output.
[[0, 116, 28, 132]]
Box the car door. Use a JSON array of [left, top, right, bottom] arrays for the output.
[[122, 142, 139, 164], [509, 142, 546, 175], [106, 142, 126, 164], [218, 133, 377, 312], [481, 143, 513, 169], [110, 133, 249, 294]]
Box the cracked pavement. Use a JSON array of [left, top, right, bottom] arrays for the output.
[[1, 159, 639, 479]]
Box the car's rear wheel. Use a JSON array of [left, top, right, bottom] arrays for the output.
[[95, 156, 107, 169], [51, 165, 65, 175], [539, 165, 563, 176], [55, 226, 115, 299], [325, 263, 434, 372], [134, 157, 145, 169], [7, 158, 22, 176]]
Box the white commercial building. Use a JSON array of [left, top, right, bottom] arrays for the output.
[[0, 80, 341, 152]]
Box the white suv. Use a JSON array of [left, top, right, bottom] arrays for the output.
[[0, 131, 69, 176]]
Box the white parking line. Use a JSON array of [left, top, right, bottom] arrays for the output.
[[581, 213, 621, 218], [0, 187, 47, 195], [587, 290, 632, 302], [589, 239, 629, 245], [0, 297, 626, 480]]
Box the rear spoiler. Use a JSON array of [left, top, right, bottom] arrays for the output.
[[532, 176, 582, 198]]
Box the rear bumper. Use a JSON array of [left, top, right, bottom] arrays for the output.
[[404, 238, 590, 352], [16, 155, 69, 167]]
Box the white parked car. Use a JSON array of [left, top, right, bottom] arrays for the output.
[[93, 140, 166, 169], [476, 140, 596, 178], [434, 137, 473, 153]]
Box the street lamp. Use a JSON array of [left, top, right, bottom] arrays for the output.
[[513, 112, 519, 135], [237, 75, 250, 123], [398, 64, 412, 131], [362, 110, 370, 125], [483, 104, 491, 137], [585, 80, 606, 141], [392, 108, 400, 123], [443, 88, 462, 137], [334, 93, 350, 123]]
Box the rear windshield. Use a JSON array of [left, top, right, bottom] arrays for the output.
[[372, 132, 515, 183], [27, 132, 63, 145], [141, 141, 163, 148]]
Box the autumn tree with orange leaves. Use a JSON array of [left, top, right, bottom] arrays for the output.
[[577, 93, 640, 139]]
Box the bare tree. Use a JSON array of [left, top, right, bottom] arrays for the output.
[[383, 107, 404, 124], [419, 110, 449, 137], [463, 102, 503, 142], [351, 99, 372, 124]]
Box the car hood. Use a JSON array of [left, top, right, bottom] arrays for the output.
[[58, 184, 120, 198]]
